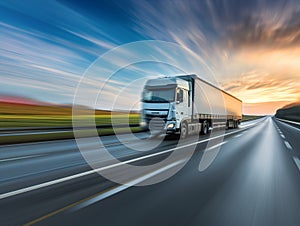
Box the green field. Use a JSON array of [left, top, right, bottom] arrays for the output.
[[0, 114, 140, 128], [0, 102, 142, 144], [242, 115, 265, 122], [0, 127, 144, 145], [0, 114, 142, 145]]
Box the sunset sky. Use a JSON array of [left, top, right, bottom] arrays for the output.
[[1, 0, 300, 115]]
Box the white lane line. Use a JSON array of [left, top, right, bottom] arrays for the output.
[[205, 141, 227, 151], [0, 154, 43, 162], [0, 130, 70, 137], [280, 134, 286, 139], [284, 141, 293, 150], [293, 157, 300, 171], [0, 120, 261, 200], [234, 134, 243, 138], [71, 159, 185, 211]]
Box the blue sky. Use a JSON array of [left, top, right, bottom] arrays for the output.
[[1, 0, 300, 114]]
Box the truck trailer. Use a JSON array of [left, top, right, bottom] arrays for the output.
[[140, 74, 242, 138]]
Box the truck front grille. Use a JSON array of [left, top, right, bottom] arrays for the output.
[[149, 118, 165, 131], [145, 115, 167, 131]]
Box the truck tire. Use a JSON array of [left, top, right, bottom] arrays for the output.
[[180, 122, 188, 139], [235, 120, 239, 128], [201, 121, 208, 135]]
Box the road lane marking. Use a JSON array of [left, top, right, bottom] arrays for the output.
[[280, 134, 285, 139], [0, 154, 43, 162], [234, 134, 243, 138], [293, 157, 300, 171], [72, 159, 184, 211], [205, 141, 227, 151], [0, 120, 262, 200], [23, 159, 185, 226], [284, 141, 293, 150], [0, 130, 71, 137]]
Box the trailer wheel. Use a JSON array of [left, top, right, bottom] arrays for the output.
[[235, 120, 239, 128], [201, 121, 208, 135], [180, 122, 188, 139]]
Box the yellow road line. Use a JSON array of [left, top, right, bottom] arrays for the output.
[[23, 185, 119, 226]]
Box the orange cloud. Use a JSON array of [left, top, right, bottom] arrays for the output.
[[218, 46, 300, 115], [243, 101, 291, 115]]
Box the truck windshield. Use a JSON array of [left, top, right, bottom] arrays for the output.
[[142, 88, 175, 103]]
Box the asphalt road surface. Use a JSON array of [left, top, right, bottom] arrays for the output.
[[1, 117, 300, 226]]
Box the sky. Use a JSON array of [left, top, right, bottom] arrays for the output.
[[0, 0, 300, 115]]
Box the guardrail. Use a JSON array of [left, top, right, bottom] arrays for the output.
[[275, 117, 300, 126]]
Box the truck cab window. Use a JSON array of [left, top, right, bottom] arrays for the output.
[[176, 89, 184, 103]]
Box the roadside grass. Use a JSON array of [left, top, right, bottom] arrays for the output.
[[0, 126, 143, 145], [242, 114, 265, 122], [0, 111, 142, 145], [0, 114, 140, 128]]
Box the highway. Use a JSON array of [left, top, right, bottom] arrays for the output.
[[1, 117, 300, 226]]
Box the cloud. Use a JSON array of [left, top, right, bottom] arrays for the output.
[[224, 9, 300, 49], [1, 0, 300, 114], [221, 70, 300, 104], [0, 0, 122, 105]]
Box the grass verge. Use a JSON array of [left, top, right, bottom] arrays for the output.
[[242, 115, 265, 122], [0, 127, 143, 145]]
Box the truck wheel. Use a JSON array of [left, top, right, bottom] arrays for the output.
[[234, 120, 237, 128], [180, 122, 188, 139], [225, 121, 229, 130], [201, 121, 208, 135], [236, 121, 239, 128]]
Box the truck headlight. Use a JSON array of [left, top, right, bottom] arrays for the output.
[[167, 123, 175, 129], [140, 120, 147, 127]]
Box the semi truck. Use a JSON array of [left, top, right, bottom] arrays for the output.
[[140, 74, 242, 138]]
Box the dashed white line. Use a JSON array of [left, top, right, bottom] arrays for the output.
[[284, 141, 293, 150], [205, 141, 228, 151], [0, 154, 43, 162], [0, 130, 70, 137], [293, 157, 300, 171], [71, 159, 185, 211], [280, 134, 286, 139], [234, 134, 243, 138]]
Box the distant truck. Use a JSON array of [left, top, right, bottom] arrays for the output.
[[140, 74, 242, 138]]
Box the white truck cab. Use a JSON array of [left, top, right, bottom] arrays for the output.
[[141, 77, 191, 136]]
